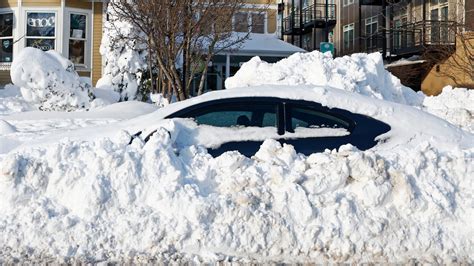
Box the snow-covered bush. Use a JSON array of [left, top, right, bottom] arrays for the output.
[[10, 47, 94, 111], [97, 2, 148, 101]]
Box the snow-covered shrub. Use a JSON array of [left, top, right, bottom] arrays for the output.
[[97, 2, 148, 101], [10, 47, 94, 111]]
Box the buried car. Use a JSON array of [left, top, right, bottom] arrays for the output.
[[158, 97, 391, 157], [135, 86, 393, 157], [13, 85, 472, 157]]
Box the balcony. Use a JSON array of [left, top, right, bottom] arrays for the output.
[[361, 20, 457, 57], [282, 3, 337, 35]]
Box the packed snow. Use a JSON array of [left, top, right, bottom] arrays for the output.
[[0, 51, 473, 263]]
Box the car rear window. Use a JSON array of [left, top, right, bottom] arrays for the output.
[[290, 106, 351, 131]]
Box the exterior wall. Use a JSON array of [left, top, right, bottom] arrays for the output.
[[0, 0, 16, 8], [466, 0, 474, 30], [91, 1, 102, 85], [422, 36, 474, 95], [0, 70, 11, 84], [66, 0, 91, 9], [338, 0, 382, 56], [267, 8, 277, 33], [0, 0, 101, 86], [22, 0, 61, 7]]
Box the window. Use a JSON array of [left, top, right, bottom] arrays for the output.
[[365, 16, 378, 49], [430, 0, 449, 44], [343, 0, 354, 7], [233, 12, 248, 33], [183, 103, 277, 128], [0, 12, 13, 62], [69, 13, 87, 65], [251, 13, 264, 33], [343, 23, 354, 50], [289, 107, 351, 131], [233, 12, 266, 33], [26, 12, 56, 51]]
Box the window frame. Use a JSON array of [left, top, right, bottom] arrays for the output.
[[285, 102, 353, 133], [166, 97, 356, 136], [165, 97, 284, 131], [365, 15, 379, 49], [232, 11, 267, 34], [343, 23, 355, 51], [64, 8, 92, 69], [24, 10, 58, 52], [0, 10, 14, 64]]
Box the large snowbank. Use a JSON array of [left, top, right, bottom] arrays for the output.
[[422, 86, 474, 133], [226, 52, 423, 106], [0, 85, 473, 263], [0, 123, 472, 263], [10, 48, 94, 111]]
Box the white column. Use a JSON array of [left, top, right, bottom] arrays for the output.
[[225, 54, 230, 78]]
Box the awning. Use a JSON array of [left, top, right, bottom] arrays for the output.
[[218, 33, 306, 57]]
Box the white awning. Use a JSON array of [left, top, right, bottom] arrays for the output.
[[218, 33, 306, 57]]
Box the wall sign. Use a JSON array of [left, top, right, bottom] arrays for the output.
[[27, 17, 55, 28]]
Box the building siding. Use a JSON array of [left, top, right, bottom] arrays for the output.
[[0, 70, 11, 84], [91, 1, 102, 86], [0, 0, 16, 8], [22, 0, 61, 7], [65, 0, 92, 9]]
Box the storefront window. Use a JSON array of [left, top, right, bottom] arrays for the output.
[[69, 13, 86, 65], [0, 12, 13, 62], [26, 12, 56, 51]]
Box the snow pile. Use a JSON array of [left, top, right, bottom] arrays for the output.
[[0, 119, 16, 135], [0, 124, 472, 263], [10, 48, 94, 111], [0, 84, 34, 115], [225, 51, 423, 106], [422, 86, 474, 133], [97, 2, 148, 101]]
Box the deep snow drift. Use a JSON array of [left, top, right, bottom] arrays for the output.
[[0, 51, 473, 263]]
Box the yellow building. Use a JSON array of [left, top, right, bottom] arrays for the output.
[[0, 0, 104, 85]]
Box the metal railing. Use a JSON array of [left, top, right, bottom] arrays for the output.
[[282, 3, 336, 34], [361, 20, 457, 54]]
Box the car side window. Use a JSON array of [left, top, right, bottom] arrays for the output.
[[189, 103, 278, 128], [290, 106, 351, 130]]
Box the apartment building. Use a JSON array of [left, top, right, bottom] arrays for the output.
[[339, 0, 474, 93], [278, 0, 337, 52]]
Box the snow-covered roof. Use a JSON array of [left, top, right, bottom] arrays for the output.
[[219, 33, 306, 57]]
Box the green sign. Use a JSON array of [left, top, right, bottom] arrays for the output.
[[320, 42, 334, 55]]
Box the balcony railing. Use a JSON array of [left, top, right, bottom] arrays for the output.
[[361, 20, 457, 55], [283, 3, 336, 34]]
